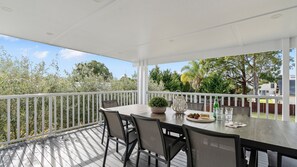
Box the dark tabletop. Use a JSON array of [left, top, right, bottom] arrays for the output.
[[109, 104, 297, 159]]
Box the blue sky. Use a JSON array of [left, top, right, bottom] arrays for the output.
[[0, 34, 188, 79], [0, 34, 295, 79]]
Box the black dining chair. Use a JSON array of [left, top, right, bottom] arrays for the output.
[[187, 102, 204, 111], [100, 109, 137, 167], [267, 150, 297, 167], [131, 114, 186, 167], [222, 106, 252, 160], [182, 124, 247, 167], [101, 100, 119, 145], [101, 100, 131, 153], [222, 106, 250, 117]]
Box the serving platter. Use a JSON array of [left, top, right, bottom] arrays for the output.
[[186, 114, 215, 123]]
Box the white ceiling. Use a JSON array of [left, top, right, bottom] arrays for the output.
[[0, 0, 297, 64]]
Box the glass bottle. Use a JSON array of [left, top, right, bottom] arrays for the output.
[[213, 96, 219, 119]]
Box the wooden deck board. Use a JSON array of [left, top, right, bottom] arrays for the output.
[[0, 125, 271, 167]]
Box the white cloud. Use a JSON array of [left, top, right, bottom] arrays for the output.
[[0, 34, 19, 41], [59, 49, 87, 59], [34, 51, 49, 59]]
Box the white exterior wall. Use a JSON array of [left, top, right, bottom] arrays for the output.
[[258, 83, 277, 96]]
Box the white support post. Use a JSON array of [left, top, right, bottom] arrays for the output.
[[282, 38, 290, 121], [137, 60, 148, 104]]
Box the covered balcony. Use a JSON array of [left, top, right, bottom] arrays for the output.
[[1, 0, 297, 166]]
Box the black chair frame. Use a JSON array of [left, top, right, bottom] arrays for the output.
[[101, 110, 137, 167], [131, 114, 185, 167]]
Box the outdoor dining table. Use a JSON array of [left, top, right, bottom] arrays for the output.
[[108, 104, 297, 167]]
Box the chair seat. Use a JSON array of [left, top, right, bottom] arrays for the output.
[[164, 135, 185, 160], [127, 129, 137, 144]]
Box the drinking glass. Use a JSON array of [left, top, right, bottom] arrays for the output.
[[225, 107, 233, 122], [216, 108, 224, 121]]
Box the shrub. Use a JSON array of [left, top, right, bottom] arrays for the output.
[[148, 97, 168, 107]]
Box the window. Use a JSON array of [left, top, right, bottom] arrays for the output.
[[271, 83, 275, 88]]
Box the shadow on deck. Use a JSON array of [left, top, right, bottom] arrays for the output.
[[0, 125, 269, 167]]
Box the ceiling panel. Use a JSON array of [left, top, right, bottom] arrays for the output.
[[0, 0, 297, 64]]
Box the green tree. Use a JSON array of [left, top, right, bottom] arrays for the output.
[[181, 60, 207, 91], [199, 73, 234, 94], [149, 65, 162, 84], [205, 51, 282, 94], [73, 60, 112, 80]]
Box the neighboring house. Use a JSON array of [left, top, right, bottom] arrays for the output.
[[258, 82, 277, 96]]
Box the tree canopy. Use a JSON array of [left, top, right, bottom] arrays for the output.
[[73, 60, 113, 80]]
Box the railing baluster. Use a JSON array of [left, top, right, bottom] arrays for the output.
[[99, 93, 102, 123], [132, 91, 135, 104], [275, 99, 278, 120], [26, 97, 29, 138], [49, 96, 52, 135], [121, 92, 123, 106], [83, 95, 85, 125], [117, 92, 120, 105], [266, 99, 269, 119], [54, 96, 57, 131], [42, 96, 45, 134], [257, 98, 260, 118], [92, 94, 95, 123], [67, 96, 69, 128], [228, 97, 230, 106], [249, 98, 252, 117], [72, 95, 75, 127], [7, 99, 11, 145], [204, 95, 207, 111], [88, 94, 90, 124], [17, 98, 20, 140], [209, 96, 213, 112], [60, 96, 63, 130], [34, 97, 37, 135], [78, 95, 80, 125], [96, 94, 98, 122]]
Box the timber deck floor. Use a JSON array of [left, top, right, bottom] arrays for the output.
[[0, 125, 269, 167]]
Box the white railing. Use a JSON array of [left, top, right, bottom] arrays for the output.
[[147, 91, 286, 120], [0, 90, 137, 147]]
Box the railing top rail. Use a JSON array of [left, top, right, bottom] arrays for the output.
[[147, 91, 282, 99], [0, 90, 137, 99]]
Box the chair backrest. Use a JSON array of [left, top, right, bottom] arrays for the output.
[[131, 114, 167, 157], [187, 102, 204, 111], [183, 124, 241, 167], [222, 106, 250, 117], [102, 100, 119, 108], [100, 109, 126, 140]]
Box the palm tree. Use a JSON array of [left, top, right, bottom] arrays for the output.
[[181, 60, 207, 91]]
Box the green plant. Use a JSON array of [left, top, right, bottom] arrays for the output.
[[148, 97, 168, 107]]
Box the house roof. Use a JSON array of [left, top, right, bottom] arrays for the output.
[[0, 0, 297, 65]]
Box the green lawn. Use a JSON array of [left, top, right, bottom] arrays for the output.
[[259, 99, 275, 104], [251, 112, 295, 122]]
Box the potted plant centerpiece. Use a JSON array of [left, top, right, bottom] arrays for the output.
[[148, 97, 168, 114]]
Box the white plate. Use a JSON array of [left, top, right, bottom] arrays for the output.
[[186, 115, 215, 123]]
